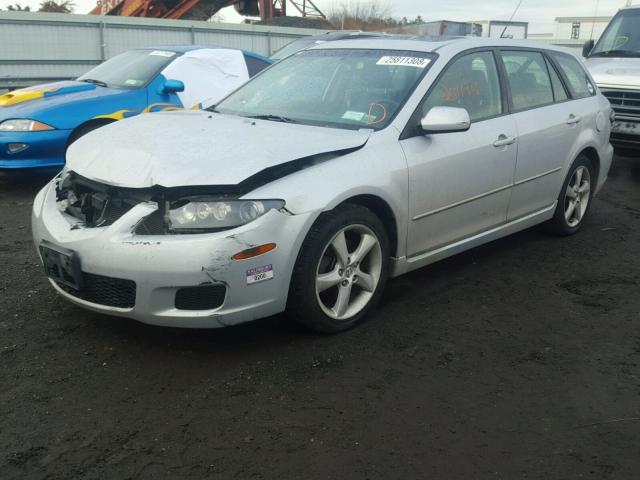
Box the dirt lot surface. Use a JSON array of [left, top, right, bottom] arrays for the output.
[[1, 157, 639, 480]]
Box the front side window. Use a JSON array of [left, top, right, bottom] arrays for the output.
[[500, 50, 554, 111], [77, 50, 176, 89], [552, 53, 596, 99], [420, 51, 502, 122], [216, 49, 433, 130]]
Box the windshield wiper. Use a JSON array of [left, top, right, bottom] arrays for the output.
[[245, 114, 298, 124], [590, 49, 640, 58], [79, 78, 108, 87]]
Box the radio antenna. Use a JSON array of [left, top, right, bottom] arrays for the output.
[[501, 0, 525, 38], [589, 0, 601, 40]]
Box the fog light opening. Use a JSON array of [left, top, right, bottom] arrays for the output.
[[7, 143, 28, 154], [232, 243, 277, 260]]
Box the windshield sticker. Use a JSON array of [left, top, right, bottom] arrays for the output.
[[376, 56, 431, 68], [246, 265, 274, 285], [342, 111, 366, 122], [149, 50, 176, 57]]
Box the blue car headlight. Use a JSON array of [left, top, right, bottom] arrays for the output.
[[0, 119, 55, 132], [167, 199, 285, 233]]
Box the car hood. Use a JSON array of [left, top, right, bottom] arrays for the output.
[[585, 57, 640, 89], [0, 80, 127, 121], [67, 110, 372, 189]]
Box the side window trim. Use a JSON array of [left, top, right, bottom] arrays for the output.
[[400, 48, 506, 140], [542, 52, 571, 103]]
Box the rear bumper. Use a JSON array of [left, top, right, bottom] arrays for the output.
[[0, 129, 70, 170]]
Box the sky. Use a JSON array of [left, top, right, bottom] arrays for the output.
[[0, 0, 634, 34]]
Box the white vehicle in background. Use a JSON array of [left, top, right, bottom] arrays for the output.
[[583, 5, 640, 155]]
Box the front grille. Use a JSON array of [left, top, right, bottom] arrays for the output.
[[602, 89, 640, 119], [57, 272, 136, 309], [175, 285, 226, 311]]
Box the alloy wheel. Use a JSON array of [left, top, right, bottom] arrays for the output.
[[315, 224, 383, 321], [564, 166, 591, 228]]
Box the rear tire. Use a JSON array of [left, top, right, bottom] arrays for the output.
[[545, 154, 595, 236], [287, 204, 390, 334]]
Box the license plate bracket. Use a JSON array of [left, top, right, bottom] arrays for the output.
[[39, 241, 83, 290]]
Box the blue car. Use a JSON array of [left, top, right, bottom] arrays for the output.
[[0, 46, 271, 171]]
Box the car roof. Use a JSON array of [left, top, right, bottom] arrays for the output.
[[308, 37, 578, 56], [138, 45, 272, 62]]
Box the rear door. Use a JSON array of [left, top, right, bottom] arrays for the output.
[[498, 49, 581, 220], [400, 50, 518, 257]]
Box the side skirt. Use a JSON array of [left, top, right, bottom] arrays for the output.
[[390, 202, 557, 277]]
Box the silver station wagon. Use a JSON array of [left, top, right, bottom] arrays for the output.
[[32, 38, 614, 333]]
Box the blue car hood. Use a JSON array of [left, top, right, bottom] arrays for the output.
[[0, 81, 140, 126]]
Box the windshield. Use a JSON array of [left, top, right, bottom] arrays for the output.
[[77, 49, 177, 89], [216, 49, 434, 130], [591, 9, 640, 57]]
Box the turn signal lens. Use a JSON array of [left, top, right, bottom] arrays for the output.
[[232, 243, 277, 260], [31, 120, 55, 131]]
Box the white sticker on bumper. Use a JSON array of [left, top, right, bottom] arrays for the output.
[[246, 264, 274, 285]]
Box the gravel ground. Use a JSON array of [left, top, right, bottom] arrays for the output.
[[1, 156, 639, 480]]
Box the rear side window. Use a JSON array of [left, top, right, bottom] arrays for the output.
[[500, 50, 554, 111], [551, 53, 596, 99], [546, 58, 569, 102], [421, 51, 502, 122]]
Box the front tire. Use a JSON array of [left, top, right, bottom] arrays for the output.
[[546, 154, 595, 236], [287, 204, 390, 333]]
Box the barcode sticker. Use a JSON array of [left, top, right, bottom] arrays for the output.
[[376, 56, 430, 68]]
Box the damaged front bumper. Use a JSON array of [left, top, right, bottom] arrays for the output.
[[31, 179, 315, 328]]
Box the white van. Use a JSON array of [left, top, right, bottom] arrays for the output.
[[583, 5, 640, 155]]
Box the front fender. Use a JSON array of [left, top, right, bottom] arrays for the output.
[[247, 133, 410, 258]]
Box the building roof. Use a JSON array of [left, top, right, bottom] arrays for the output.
[[555, 16, 613, 23]]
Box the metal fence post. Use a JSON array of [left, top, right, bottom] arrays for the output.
[[99, 21, 106, 61]]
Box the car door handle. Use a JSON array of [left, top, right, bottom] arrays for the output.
[[567, 114, 582, 125], [493, 134, 516, 147]]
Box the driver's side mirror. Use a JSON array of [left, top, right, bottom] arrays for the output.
[[420, 106, 471, 134], [582, 39, 595, 58], [161, 79, 185, 94]]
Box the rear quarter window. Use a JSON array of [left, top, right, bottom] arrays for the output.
[[551, 53, 596, 99]]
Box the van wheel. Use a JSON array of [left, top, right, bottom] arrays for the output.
[[287, 204, 390, 333], [546, 154, 594, 236]]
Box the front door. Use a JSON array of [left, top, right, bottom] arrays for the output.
[[400, 50, 518, 258]]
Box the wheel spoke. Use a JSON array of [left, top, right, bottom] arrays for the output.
[[578, 181, 590, 195], [565, 200, 577, 222], [333, 283, 352, 317], [356, 271, 376, 292], [566, 185, 577, 199], [574, 202, 584, 222], [351, 233, 377, 264], [574, 168, 583, 188], [316, 268, 342, 293], [331, 231, 350, 267]]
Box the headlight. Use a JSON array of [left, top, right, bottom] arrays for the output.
[[0, 119, 55, 132], [167, 199, 285, 232]]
